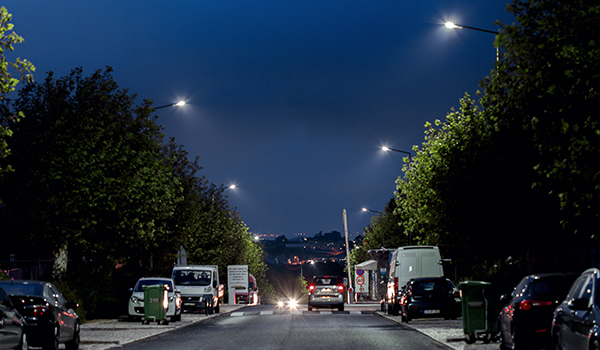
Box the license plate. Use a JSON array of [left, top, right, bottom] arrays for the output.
[[424, 309, 440, 314], [184, 302, 196, 306]]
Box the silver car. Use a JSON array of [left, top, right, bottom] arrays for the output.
[[128, 277, 182, 322], [307, 276, 345, 311]]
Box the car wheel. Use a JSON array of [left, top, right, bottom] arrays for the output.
[[308, 305, 313, 311], [43, 325, 59, 350], [338, 304, 344, 312], [14, 330, 27, 350], [65, 322, 80, 350], [214, 301, 220, 313], [392, 303, 400, 316]]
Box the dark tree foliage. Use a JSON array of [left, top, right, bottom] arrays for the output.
[[395, 0, 600, 280], [0, 67, 270, 317]]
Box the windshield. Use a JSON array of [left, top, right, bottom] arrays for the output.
[[527, 276, 577, 300], [172, 270, 211, 286], [0, 282, 43, 296], [134, 279, 173, 292]]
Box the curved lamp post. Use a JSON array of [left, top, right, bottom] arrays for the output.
[[362, 208, 384, 248], [154, 100, 186, 110], [381, 146, 412, 165], [444, 21, 499, 61]]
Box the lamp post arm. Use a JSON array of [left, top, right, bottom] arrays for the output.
[[457, 24, 497, 35]]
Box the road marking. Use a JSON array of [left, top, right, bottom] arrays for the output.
[[260, 311, 274, 315], [230, 312, 245, 317]]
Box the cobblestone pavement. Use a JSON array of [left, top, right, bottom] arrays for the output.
[[80, 303, 498, 350]]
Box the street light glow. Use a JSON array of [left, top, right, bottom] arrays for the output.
[[445, 21, 460, 29], [175, 100, 186, 107], [381, 146, 391, 152]]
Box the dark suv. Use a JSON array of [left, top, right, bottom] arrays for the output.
[[307, 276, 344, 311]]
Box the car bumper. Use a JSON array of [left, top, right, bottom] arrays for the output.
[[180, 294, 214, 310], [308, 295, 344, 307]]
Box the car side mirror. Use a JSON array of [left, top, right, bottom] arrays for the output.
[[569, 298, 589, 311]]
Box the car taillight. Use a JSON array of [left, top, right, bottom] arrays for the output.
[[394, 278, 398, 292], [338, 285, 344, 293], [309, 285, 315, 293], [519, 300, 553, 311], [32, 304, 49, 317]]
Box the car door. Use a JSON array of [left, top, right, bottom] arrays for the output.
[[49, 284, 76, 342], [561, 274, 593, 350], [0, 288, 20, 349]]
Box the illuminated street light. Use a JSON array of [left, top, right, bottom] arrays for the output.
[[381, 146, 412, 165], [444, 21, 499, 61], [219, 184, 236, 191], [154, 100, 186, 110]]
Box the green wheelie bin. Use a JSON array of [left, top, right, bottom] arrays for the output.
[[142, 284, 169, 325], [458, 281, 491, 344]]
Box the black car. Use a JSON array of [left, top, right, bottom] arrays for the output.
[[552, 268, 600, 350], [498, 272, 578, 350], [0, 280, 79, 350], [399, 277, 461, 322], [0, 286, 27, 350]]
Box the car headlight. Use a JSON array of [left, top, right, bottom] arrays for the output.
[[278, 301, 284, 307], [289, 300, 298, 308], [131, 296, 140, 304]]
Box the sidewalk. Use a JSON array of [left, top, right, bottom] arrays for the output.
[[377, 311, 498, 350]]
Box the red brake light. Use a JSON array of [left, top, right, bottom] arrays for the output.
[[519, 300, 553, 311], [338, 285, 344, 293], [394, 278, 398, 291], [309, 285, 315, 293]]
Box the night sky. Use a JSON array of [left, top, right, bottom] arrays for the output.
[[4, 1, 513, 239]]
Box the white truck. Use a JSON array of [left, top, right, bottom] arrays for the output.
[[386, 246, 444, 315], [171, 265, 224, 314]]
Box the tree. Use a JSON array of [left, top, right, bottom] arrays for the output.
[[482, 0, 600, 237], [1, 67, 182, 314], [0, 6, 34, 183]]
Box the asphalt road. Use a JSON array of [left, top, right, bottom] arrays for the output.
[[118, 304, 450, 350]]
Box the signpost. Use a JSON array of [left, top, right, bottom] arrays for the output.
[[227, 265, 248, 304]]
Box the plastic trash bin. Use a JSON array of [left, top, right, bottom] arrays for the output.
[[142, 284, 169, 325], [458, 281, 491, 344]]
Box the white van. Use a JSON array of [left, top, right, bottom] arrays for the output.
[[386, 246, 444, 315]]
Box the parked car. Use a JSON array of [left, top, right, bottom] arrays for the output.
[[552, 268, 600, 350], [128, 277, 182, 322], [307, 275, 344, 311], [399, 277, 461, 322], [0, 286, 27, 350], [0, 280, 79, 350], [498, 272, 578, 350]]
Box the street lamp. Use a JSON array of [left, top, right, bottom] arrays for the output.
[[444, 21, 499, 61], [219, 184, 236, 191], [361, 208, 384, 248], [154, 100, 186, 110], [381, 146, 412, 165]]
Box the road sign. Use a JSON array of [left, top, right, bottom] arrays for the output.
[[354, 269, 370, 296]]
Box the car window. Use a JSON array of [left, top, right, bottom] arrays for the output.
[[567, 275, 590, 300], [527, 276, 577, 301], [50, 284, 67, 308], [135, 279, 173, 292], [0, 282, 43, 296], [172, 270, 211, 286]]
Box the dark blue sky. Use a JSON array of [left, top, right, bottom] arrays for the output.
[[4, 1, 512, 239]]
